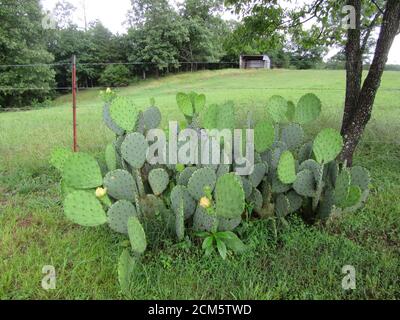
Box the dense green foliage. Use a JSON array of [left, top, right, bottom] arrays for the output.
[[0, 0, 55, 108], [99, 65, 132, 87]]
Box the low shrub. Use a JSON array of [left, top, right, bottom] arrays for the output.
[[99, 65, 131, 87]]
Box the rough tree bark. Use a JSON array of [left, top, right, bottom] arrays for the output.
[[340, 0, 400, 165], [342, 0, 362, 133]]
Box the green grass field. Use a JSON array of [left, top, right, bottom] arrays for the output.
[[0, 69, 399, 299]]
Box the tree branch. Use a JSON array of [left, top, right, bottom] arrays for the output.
[[371, 0, 384, 15]]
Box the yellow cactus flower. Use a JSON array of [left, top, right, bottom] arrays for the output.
[[199, 196, 211, 209], [95, 187, 107, 198]]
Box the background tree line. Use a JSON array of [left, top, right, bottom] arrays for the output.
[[1, 0, 397, 111], [0, 0, 336, 109]]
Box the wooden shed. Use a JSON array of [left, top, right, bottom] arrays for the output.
[[239, 54, 271, 69]]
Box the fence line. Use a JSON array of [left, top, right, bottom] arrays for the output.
[[1, 86, 399, 92], [0, 61, 239, 68]]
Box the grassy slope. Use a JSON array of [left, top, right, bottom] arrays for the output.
[[0, 69, 399, 299]]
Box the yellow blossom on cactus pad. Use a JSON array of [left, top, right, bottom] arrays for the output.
[[95, 187, 107, 198], [199, 196, 211, 209]]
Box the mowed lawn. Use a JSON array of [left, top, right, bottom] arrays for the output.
[[0, 69, 399, 299]]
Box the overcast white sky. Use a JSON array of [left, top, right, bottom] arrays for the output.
[[41, 0, 400, 64]]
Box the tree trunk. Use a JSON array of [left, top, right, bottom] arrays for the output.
[[342, 0, 362, 132], [340, 0, 400, 165]]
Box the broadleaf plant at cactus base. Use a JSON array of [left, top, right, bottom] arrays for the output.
[[50, 89, 371, 292]]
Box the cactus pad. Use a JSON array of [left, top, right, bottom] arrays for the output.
[[313, 128, 343, 164], [170, 185, 196, 219], [121, 132, 149, 169], [277, 150, 297, 184], [286, 101, 296, 122], [127, 216, 147, 254], [103, 104, 125, 135], [177, 166, 197, 186], [143, 106, 161, 129], [281, 123, 304, 151], [334, 169, 351, 207], [298, 142, 313, 163], [216, 164, 231, 178], [105, 143, 117, 171], [64, 191, 107, 226], [287, 191, 303, 213], [249, 163, 267, 187], [148, 168, 169, 195], [294, 93, 321, 124], [270, 171, 291, 193], [60, 179, 76, 197], [109, 97, 139, 132], [50, 147, 73, 171], [254, 120, 275, 153], [175, 198, 185, 241], [193, 206, 215, 232], [118, 249, 135, 294], [176, 92, 193, 117], [202, 102, 235, 130], [350, 166, 370, 190], [270, 146, 285, 169], [135, 111, 145, 134], [103, 169, 137, 201], [240, 177, 253, 199], [318, 187, 335, 219], [139, 194, 166, 219], [107, 200, 137, 234], [62, 153, 103, 189], [187, 167, 217, 200], [275, 194, 290, 217], [218, 217, 241, 231], [299, 159, 322, 182], [343, 185, 362, 208], [266, 95, 288, 123], [248, 188, 263, 212], [215, 173, 245, 219], [326, 161, 339, 187], [194, 93, 206, 114], [293, 169, 316, 197]]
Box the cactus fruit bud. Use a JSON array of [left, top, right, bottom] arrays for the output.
[[96, 187, 107, 198], [199, 196, 211, 209]]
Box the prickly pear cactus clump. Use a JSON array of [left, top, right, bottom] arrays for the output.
[[51, 90, 371, 293]]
